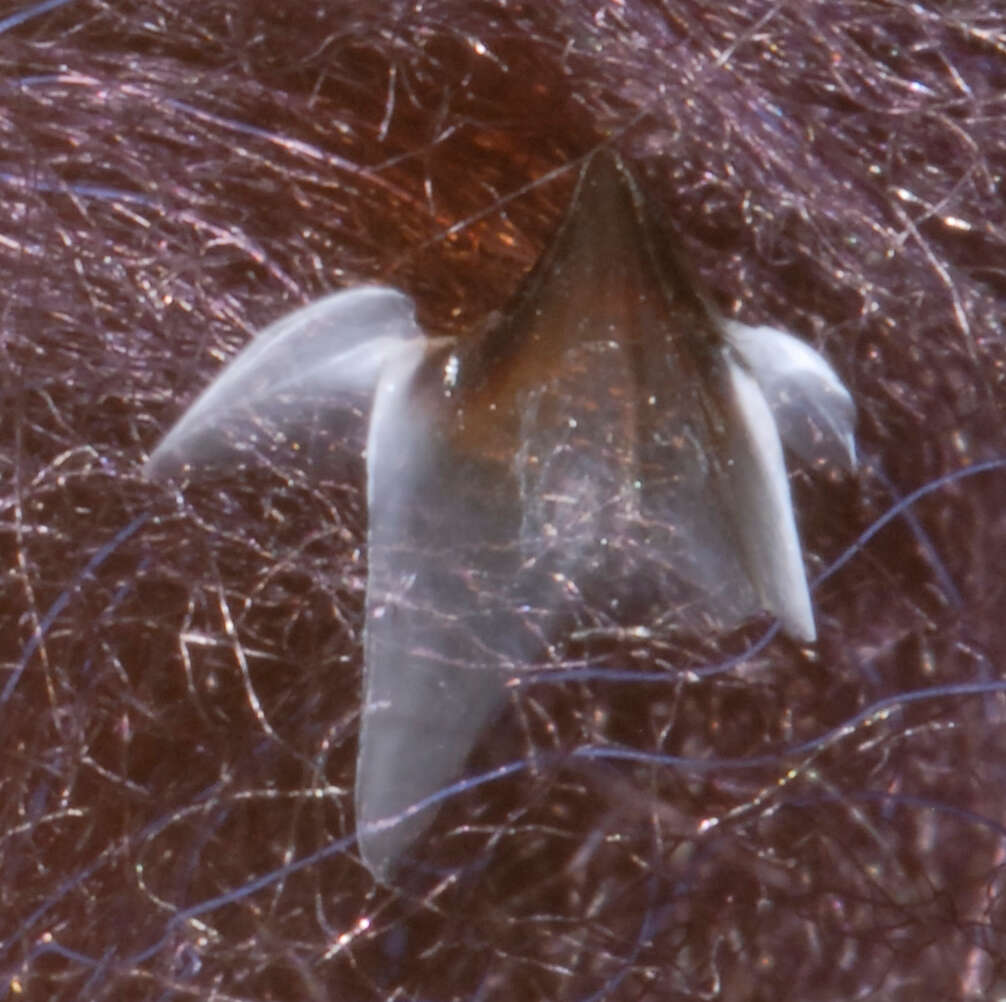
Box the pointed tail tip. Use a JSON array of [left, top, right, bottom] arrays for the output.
[[780, 595, 817, 645]]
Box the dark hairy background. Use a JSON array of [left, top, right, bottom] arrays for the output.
[[2, 1, 1005, 999]]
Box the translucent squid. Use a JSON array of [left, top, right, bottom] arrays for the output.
[[146, 153, 856, 881]]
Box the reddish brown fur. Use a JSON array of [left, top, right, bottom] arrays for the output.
[[3, 1, 1005, 999]]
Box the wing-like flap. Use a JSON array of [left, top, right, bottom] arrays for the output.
[[722, 320, 857, 472], [719, 353, 817, 642], [146, 287, 422, 477]]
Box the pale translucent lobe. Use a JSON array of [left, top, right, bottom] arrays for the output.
[[145, 287, 422, 477], [720, 353, 816, 642], [722, 319, 857, 472], [356, 338, 517, 879]]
